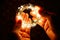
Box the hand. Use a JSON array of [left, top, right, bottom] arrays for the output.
[[13, 12, 31, 40], [38, 11, 57, 40]]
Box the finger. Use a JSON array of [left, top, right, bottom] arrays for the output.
[[13, 20, 22, 33], [25, 28, 30, 35], [20, 26, 30, 36], [20, 28, 26, 32], [30, 11, 36, 17], [16, 13, 22, 22], [21, 12, 26, 19], [15, 20, 22, 30], [19, 31, 30, 38], [26, 18, 30, 24], [26, 13, 29, 18], [38, 17, 47, 27], [43, 20, 56, 40], [24, 13, 29, 22], [44, 22, 56, 40], [21, 38, 30, 40], [44, 20, 49, 31], [16, 20, 22, 24], [32, 17, 37, 22]]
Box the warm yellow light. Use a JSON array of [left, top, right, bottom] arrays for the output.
[[30, 6, 41, 18], [16, 4, 42, 29], [16, 12, 22, 20]]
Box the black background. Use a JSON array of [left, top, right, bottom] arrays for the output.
[[0, 0, 60, 40]]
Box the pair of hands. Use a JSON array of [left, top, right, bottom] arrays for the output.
[[14, 11, 56, 40]]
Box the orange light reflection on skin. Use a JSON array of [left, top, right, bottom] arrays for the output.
[[30, 6, 41, 18], [16, 12, 22, 22], [15, 5, 44, 40], [15, 4, 56, 40], [16, 6, 42, 29]]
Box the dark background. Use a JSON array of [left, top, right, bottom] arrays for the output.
[[0, 0, 60, 40]]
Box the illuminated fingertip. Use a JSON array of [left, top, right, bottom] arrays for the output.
[[17, 20, 22, 24]]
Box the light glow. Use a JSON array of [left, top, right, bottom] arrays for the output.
[[16, 4, 42, 29], [15, 3, 44, 40]]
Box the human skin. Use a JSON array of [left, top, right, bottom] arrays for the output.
[[30, 9, 57, 40], [13, 11, 57, 40], [39, 12, 57, 40], [13, 12, 31, 40]]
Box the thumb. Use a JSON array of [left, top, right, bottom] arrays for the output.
[[16, 20, 22, 28], [14, 20, 22, 31], [16, 20, 22, 25]]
